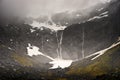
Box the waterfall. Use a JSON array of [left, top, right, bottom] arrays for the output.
[[28, 17, 73, 69], [56, 31, 64, 59], [41, 36, 44, 52], [82, 26, 85, 58], [56, 32, 60, 58], [59, 31, 63, 59]]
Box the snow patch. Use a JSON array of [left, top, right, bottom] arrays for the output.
[[27, 43, 43, 57], [29, 21, 67, 32], [86, 40, 120, 60], [88, 11, 108, 21], [27, 43, 73, 69], [30, 29, 36, 33], [49, 58, 72, 69], [98, 8, 104, 11], [8, 47, 12, 50], [100, 11, 108, 16]]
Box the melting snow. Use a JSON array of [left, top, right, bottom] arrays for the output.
[[98, 8, 104, 11], [30, 29, 36, 33], [27, 43, 54, 60], [26, 40, 120, 69], [29, 21, 67, 32], [76, 14, 81, 17], [49, 58, 73, 69], [88, 11, 108, 21], [86, 40, 120, 60], [27, 43, 73, 69], [100, 11, 108, 16], [88, 15, 108, 21], [27, 43, 44, 57], [8, 47, 12, 50], [73, 38, 120, 62]]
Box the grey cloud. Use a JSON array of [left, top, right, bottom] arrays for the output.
[[1, 0, 111, 17]]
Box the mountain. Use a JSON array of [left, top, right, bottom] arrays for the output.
[[46, 40, 120, 80], [26, 1, 110, 26], [0, 0, 120, 80], [62, 0, 120, 60]]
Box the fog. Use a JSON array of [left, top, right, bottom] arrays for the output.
[[1, 0, 111, 17]]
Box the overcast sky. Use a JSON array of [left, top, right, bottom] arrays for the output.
[[1, 0, 111, 17]]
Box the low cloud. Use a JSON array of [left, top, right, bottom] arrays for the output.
[[1, 0, 111, 17]]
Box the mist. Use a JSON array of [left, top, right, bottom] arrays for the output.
[[1, 0, 111, 18]]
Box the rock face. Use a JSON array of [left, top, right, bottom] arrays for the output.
[[65, 40, 120, 78], [62, 0, 120, 59]]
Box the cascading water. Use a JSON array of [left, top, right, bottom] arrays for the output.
[[55, 32, 60, 58], [49, 25, 73, 69], [55, 31, 64, 59], [27, 16, 120, 69], [59, 31, 64, 59], [81, 26, 85, 59], [28, 17, 73, 69]]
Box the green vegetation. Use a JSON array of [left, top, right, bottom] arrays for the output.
[[12, 53, 33, 67], [66, 44, 120, 77]]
